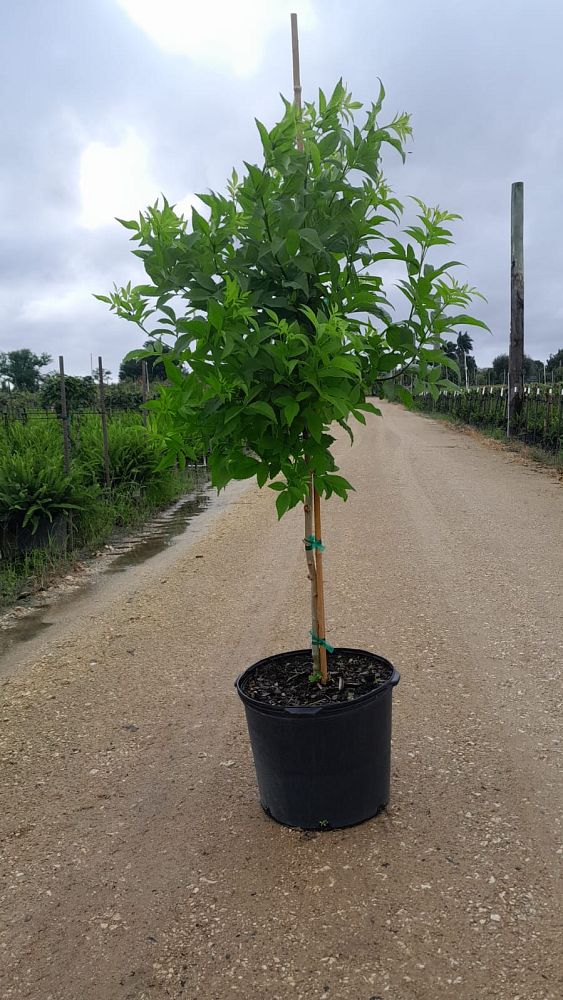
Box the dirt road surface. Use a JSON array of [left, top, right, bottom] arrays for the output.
[[1, 403, 561, 1000]]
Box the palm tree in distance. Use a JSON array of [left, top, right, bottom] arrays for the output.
[[456, 332, 474, 388]]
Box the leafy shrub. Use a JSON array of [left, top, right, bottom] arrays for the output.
[[0, 451, 96, 554], [104, 381, 145, 410], [40, 374, 97, 413], [76, 419, 163, 489], [1, 413, 61, 456]]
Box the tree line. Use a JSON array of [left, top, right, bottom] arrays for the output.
[[0, 342, 171, 393], [1, 341, 562, 395]]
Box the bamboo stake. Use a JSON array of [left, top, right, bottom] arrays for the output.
[[304, 480, 320, 676], [292, 13, 318, 674], [291, 13, 304, 152], [313, 486, 328, 683], [292, 13, 328, 681]]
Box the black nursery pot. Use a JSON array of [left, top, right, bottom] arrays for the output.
[[235, 648, 400, 830]]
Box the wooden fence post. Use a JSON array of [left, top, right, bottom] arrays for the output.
[[58, 356, 72, 548], [141, 360, 149, 427], [98, 357, 111, 487], [58, 356, 71, 475], [508, 181, 524, 435]]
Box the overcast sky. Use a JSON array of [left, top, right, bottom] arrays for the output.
[[2, 0, 562, 377]]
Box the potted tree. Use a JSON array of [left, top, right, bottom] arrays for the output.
[[97, 81, 486, 829]]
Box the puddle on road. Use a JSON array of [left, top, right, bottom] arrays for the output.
[[0, 476, 214, 665], [104, 489, 211, 573]]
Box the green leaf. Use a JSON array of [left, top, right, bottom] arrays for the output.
[[329, 356, 360, 375], [283, 273, 309, 294], [194, 271, 216, 291], [306, 409, 323, 441], [231, 455, 261, 480], [324, 474, 353, 499], [395, 386, 413, 407], [351, 408, 366, 424], [386, 325, 415, 350], [355, 401, 382, 416], [307, 138, 321, 176], [318, 132, 340, 158], [299, 228, 324, 251], [116, 218, 139, 231], [256, 464, 269, 488], [255, 118, 272, 155], [247, 401, 277, 423], [275, 490, 291, 519], [192, 207, 210, 234], [446, 315, 490, 331], [283, 399, 299, 427], [208, 299, 224, 332], [285, 229, 301, 255]]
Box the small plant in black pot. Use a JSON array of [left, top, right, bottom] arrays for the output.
[[98, 82, 486, 829]]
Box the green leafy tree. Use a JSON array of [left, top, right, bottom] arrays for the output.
[[97, 81, 486, 680], [455, 332, 474, 387], [492, 352, 548, 385], [441, 340, 460, 383], [492, 353, 509, 384], [546, 348, 563, 377], [0, 349, 52, 391], [525, 357, 543, 381], [466, 354, 477, 384], [40, 375, 97, 413], [118, 340, 171, 381]]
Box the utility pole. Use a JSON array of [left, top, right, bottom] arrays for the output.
[[508, 181, 524, 435]]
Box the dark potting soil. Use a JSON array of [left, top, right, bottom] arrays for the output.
[[240, 650, 393, 708]]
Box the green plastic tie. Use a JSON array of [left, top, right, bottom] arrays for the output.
[[310, 631, 334, 653], [304, 534, 325, 552]]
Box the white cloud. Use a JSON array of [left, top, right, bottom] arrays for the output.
[[173, 191, 205, 219], [20, 283, 101, 324], [116, 0, 316, 77], [79, 129, 159, 229]]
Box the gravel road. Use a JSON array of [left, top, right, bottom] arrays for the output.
[[1, 403, 561, 1000]]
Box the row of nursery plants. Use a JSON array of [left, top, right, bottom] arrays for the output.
[[0, 377, 149, 420], [0, 410, 198, 604], [413, 384, 563, 452]]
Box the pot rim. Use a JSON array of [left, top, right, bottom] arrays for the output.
[[235, 646, 400, 718]]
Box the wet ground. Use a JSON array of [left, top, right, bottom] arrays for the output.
[[0, 476, 247, 675]]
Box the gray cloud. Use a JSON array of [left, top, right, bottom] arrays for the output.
[[1, 0, 562, 375]]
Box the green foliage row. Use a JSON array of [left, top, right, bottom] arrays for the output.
[[1, 378, 152, 416], [39, 374, 97, 413], [414, 386, 563, 451], [0, 412, 201, 573]]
